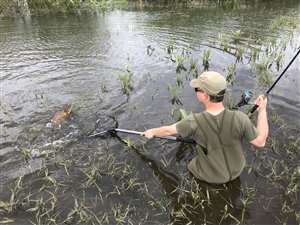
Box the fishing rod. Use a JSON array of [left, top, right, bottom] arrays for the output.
[[248, 49, 300, 117], [235, 49, 300, 116], [89, 128, 195, 143]]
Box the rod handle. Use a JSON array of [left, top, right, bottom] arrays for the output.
[[247, 104, 258, 118], [152, 135, 195, 143], [174, 136, 196, 143]]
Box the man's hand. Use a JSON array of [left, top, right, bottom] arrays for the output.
[[254, 94, 268, 112], [142, 129, 156, 138]]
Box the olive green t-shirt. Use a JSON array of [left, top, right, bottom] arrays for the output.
[[175, 109, 258, 184]]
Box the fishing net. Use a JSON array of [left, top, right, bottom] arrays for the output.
[[14, 111, 118, 158]]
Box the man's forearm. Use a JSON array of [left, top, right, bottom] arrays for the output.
[[150, 126, 175, 136], [143, 124, 178, 138], [257, 109, 269, 143]]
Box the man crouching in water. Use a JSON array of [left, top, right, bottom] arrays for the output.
[[142, 71, 268, 184]]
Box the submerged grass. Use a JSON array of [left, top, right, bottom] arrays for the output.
[[251, 56, 274, 86], [202, 49, 212, 71], [168, 84, 183, 105], [118, 64, 134, 95]]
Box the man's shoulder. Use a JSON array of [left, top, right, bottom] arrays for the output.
[[187, 112, 205, 121], [228, 109, 247, 118], [223, 109, 251, 126]]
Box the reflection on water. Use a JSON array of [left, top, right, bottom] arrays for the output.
[[0, 1, 299, 224]]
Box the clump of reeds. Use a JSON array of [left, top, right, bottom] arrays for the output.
[[202, 49, 212, 71], [189, 58, 199, 78], [100, 82, 109, 93], [168, 84, 183, 105], [250, 56, 274, 86], [269, 15, 299, 32], [231, 30, 243, 45], [118, 64, 134, 95], [175, 53, 188, 73], [226, 64, 237, 85], [219, 34, 231, 52], [166, 41, 174, 54]]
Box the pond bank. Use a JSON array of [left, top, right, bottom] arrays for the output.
[[1, 0, 296, 17]]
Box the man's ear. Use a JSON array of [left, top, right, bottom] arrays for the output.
[[204, 92, 210, 100]]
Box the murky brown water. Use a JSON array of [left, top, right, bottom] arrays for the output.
[[1, 1, 299, 224]]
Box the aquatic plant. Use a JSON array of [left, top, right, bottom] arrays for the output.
[[287, 136, 300, 156], [226, 64, 237, 85], [168, 84, 183, 105], [100, 82, 109, 93], [235, 46, 244, 62], [268, 137, 280, 155], [250, 48, 260, 63], [118, 73, 134, 95], [160, 155, 173, 168], [189, 58, 199, 78], [285, 167, 299, 201], [82, 163, 103, 186], [147, 45, 155, 55], [178, 108, 187, 121], [219, 204, 240, 224], [269, 15, 299, 32], [20, 148, 32, 162], [273, 52, 284, 71], [112, 203, 136, 224], [231, 29, 243, 45], [251, 56, 274, 86], [219, 34, 231, 52], [166, 41, 174, 54], [240, 186, 255, 221], [123, 138, 135, 149], [175, 53, 188, 73], [202, 49, 212, 71], [270, 111, 284, 127], [176, 74, 184, 87]]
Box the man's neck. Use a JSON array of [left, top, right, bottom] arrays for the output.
[[204, 102, 225, 116]]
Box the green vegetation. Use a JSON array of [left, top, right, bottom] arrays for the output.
[[118, 73, 134, 95], [117, 61, 135, 95], [168, 84, 183, 105], [100, 82, 109, 93], [226, 63, 237, 85], [178, 108, 187, 121], [269, 15, 299, 32], [174, 53, 188, 73], [2, 0, 297, 17], [251, 56, 274, 86], [189, 58, 199, 78], [0, 0, 128, 16], [166, 41, 174, 54], [202, 49, 211, 71]]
